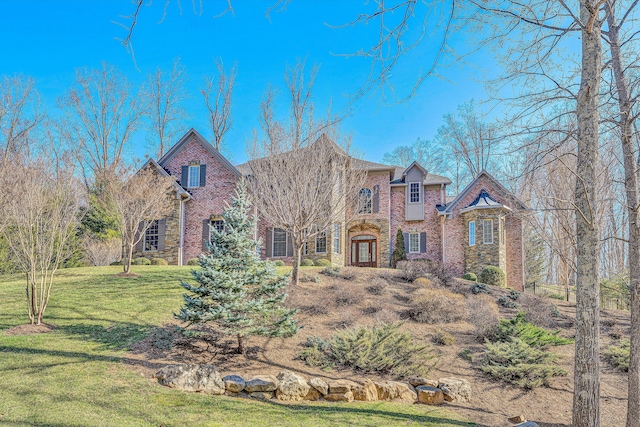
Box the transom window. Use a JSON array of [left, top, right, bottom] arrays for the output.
[[144, 220, 159, 252], [483, 219, 494, 244], [469, 221, 476, 246], [357, 188, 372, 214], [409, 232, 419, 253], [316, 230, 327, 254], [333, 223, 340, 253], [409, 182, 420, 203], [188, 165, 200, 188], [273, 228, 287, 257]]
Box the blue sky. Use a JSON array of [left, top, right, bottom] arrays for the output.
[[1, 0, 495, 164]]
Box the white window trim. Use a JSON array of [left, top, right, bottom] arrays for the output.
[[469, 221, 476, 246], [408, 232, 420, 253], [316, 231, 327, 254], [333, 223, 340, 253], [409, 182, 421, 204], [272, 228, 287, 258], [483, 219, 494, 244], [188, 164, 200, 188]]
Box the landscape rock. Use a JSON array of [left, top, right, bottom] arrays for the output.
[[245, 375, 279, 393], [309, 377, 329, 395], [249, 391, 274, 400], [352, 379, 378, 401], [508, 415, 526, 423], [438, 377, 471, 402], [324, 391, 354, 402], [514, 423, 538, 427], [303, 387, 322, 401], [328, 379, 358, 394], [416, 386, 444, 405], [155, 364, 225, 394], [407, 376, 439, 388], [222, 375, 245, 393], [275, 370, 311, 401], [374, 381, 417, 403]]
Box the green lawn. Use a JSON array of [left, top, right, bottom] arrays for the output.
[[0, 266, 475, 427]]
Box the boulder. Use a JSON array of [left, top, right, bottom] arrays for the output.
[[275, 370, 311, 401], [324, 391, 354, 402], [416, 386, 444, 405], [438, 377, 471, 403], [309, 377, 329, 396], [508, 415, 526, 423], [352, 379, 378, 401], [155, 364, 225, 395], [304, 387, 322, 401], [328, 379, 357, 394], [407, 376, 439, 388], [249, 391, 274, 400], [245, 375, 279, 393], [514, 423, 538, 427], [222, 375, 245, 393], [374, 381, 417, 403]]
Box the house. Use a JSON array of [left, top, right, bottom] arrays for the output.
[[133, 129, 528, 290]]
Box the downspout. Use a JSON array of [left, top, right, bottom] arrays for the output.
[[389, 179, 392, 267], [179, 198, 185, 265], [441, 215, 446, 264]]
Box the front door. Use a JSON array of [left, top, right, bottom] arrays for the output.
[[351, 235, 377, 267]]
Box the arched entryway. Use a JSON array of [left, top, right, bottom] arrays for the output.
[[350, 234, 377, 267]]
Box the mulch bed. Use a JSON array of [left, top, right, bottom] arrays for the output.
[[4, 323, 56, 335]]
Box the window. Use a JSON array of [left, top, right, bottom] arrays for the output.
[[409, 182, 420, 203], [469, 221, 476, 246], [144, 220, 159, 252], [357, 188, 372, 214], [273, 228, 287, 257], [316, 230, 327, 254], [409, 232, 419, 253], [188, 165, 200, 188], [333, 223, 340, 253], [483, 219, 494, 244], [210, 218, 225, 234], [303, 242, 308, 256]]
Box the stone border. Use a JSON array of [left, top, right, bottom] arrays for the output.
[[155, 364, 471, 405]]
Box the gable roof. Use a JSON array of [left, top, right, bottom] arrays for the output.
[[443, 170, 527, 215], [158, 128, 242, 178], [459, 189, 511, 214], [403, 160, 428, 176], [140, 158, 191, 199], [389, 161, 451, 186]]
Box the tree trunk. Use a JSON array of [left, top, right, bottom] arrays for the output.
[[124, 244, 134, 273], [605, 7, 640, 425], [237, 334, 245, 354], [291, 243, 302, 286], [573, 3, 602, 426]]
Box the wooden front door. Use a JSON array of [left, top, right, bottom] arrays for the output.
[[351, 236, 377, 267]]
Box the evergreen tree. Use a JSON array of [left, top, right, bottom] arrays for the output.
[[176, 180, 298, 353], [392, 228, 407, 268]]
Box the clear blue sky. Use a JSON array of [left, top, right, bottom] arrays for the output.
[[0, 0, 495, 164]]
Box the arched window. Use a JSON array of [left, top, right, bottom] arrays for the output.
[[358, 188, 372, 214]]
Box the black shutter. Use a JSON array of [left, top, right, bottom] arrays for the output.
[[202, 219, 210, 251], [199, 164, 207, 187], [134, 221, 145, 252], [265, 227, 273, 257], [157, 219, 166, 251], [286, 233, 293, 257], [403, 233, 409, 252], [420, 232, 427, 253], [181, 165, 188, 187], [372, 185, 379, 213]]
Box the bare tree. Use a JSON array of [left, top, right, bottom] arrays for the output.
[[107, 166, 176, 274], [83, 236, 122, 266], [201, 60, 236, 150], [145, 58, 188, 158], [1, 154, 82, 325]]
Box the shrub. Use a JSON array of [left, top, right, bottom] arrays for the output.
[[548, 293, 565, 300], [413, 277, 432, 287], [396, 260, 429, 282], [151, 258, 168, 266], [133, 257, 151, 265], [433, 330, 455, 346], [300, 303, 329, 316], [339, 267, 358, 281], [497, 296, 519, 309], [366, 278, 386, 295], [427, 261, 456, 287], [315, 259, 332, 267], [109, 260, 122, 266], [603, 339, 630, 372], [492, 312, 573, 347], [300, 258, 315, 267], [300, 274, 321, 283], [321, 266, 341, 277], [481, 338, 568, 389], [392, 228, 407, 268], [466, 295, 500, 340], [333, 283, 365, 306], [408, 288, 467, 324], [519, 293, 562, 328], [187, 258, 200, 266], [361, 306, 381, 316], [462, 272, 478, 282], [479, 266, 506, 287], [273, 260, 285, 266], [299, 323, 438, 377], [470, 282, 490, 294], [459, 349, 474, 362]]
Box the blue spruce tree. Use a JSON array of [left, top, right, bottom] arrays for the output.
[[176, 180, 298, 353]]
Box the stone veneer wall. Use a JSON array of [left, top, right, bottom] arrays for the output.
[[461, 208, 507, 278], [132, 196, 183, 265], [346, 219, 390, 267], [163, 137, 238, 264]]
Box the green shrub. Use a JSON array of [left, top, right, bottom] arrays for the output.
[[187, 258, 200, 266], [300, 274, 321, 283], [479, 266, 506, 287], [133, 257, 151, 265], [459, 349, 474, 362], [300, 258, 314, 267], [315, 259, 332, 267], [548, 293, 565, 300], [462, 272, 478, 282], [299, 323, 438, 377], [109, 260, 122, 266], [603, 339, 630, 372], [471, 282, 490, 294], [273, 260, 285, 266], [492, 312, 573, 347], [433, 330, 455, 346], [497, 296, 519, 309], [321, 266, 340, 277], [151, 258, 168, 266], [392, 228, 407, 268]]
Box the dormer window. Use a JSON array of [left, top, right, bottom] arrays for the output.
[[188, 165, 201, 188], [409, 182, 420, 203]]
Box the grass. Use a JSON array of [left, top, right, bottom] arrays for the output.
[[0, 266, 475, 427]]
